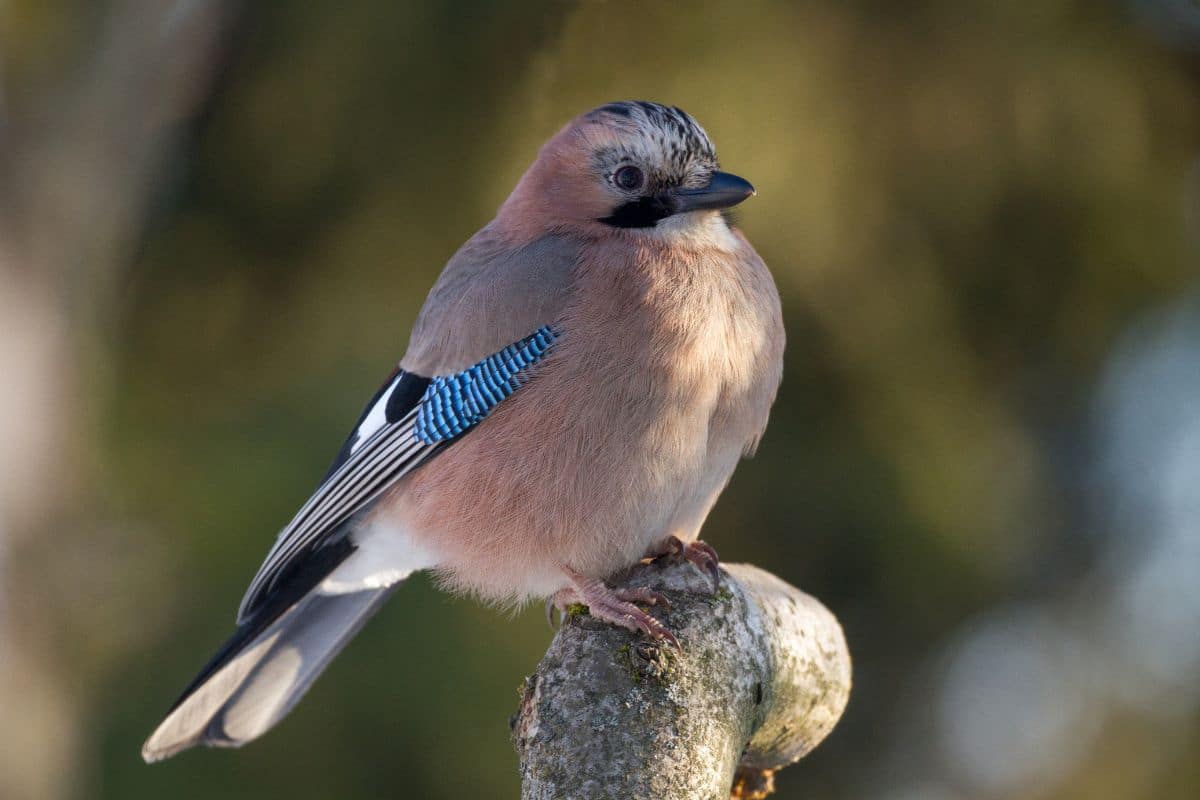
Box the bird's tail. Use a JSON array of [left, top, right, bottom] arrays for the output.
[[141, 584, 397, 762]]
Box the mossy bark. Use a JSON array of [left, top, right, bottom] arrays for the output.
[[512, 561, 851, 799]]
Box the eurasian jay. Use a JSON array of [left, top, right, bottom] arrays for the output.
[[142, 101, 784, 761]]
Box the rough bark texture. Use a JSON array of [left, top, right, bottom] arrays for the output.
[[512, 561, 851, 800]]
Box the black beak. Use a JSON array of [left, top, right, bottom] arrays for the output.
[[671, 171, 756, 213]]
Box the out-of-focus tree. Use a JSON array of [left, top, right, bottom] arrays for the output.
[[0, 2, 235, 797], [2, 1, 1198, 799]]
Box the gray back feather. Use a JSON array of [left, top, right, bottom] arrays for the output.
[[401, 229, 578, 375]]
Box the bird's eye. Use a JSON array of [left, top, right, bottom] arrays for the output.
[[613, 165, 644, 191]]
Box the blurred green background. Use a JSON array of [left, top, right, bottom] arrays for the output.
[[2, 1, 1198, 798]]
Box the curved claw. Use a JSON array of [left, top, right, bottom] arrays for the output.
[[617, 604, 680, 651], [640, 614, 682, 652], [696, 554, 720, 592], [697, 557, 720, 592], [679, 539, 723, 593], [691, 540, 719, 565], [644, 537, 721, 590]]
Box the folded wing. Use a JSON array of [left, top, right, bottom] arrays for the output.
[[236, 324, 559, 622]]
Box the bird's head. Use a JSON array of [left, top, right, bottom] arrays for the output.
[[499, 101, 754, 243]]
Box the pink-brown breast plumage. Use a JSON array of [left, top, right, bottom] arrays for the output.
[[387, 228, 784, 604]]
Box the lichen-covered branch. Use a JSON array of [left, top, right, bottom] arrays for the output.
[[512, 561, 851, 799]]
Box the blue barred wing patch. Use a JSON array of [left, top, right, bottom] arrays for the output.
[[414, 325, 558, 444]]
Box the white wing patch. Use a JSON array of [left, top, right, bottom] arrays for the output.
[[351, 375, 400, 455]]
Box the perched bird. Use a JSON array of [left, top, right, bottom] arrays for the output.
[[142, 101, 784, 761]]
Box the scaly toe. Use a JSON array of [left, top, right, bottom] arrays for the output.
[[615, 586, 671, 610], [561, 567, 683, 650], [589, 598, 680, 651]]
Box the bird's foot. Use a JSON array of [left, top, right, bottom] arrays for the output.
[[548, 568, 679, 650], [643, 535, 721, 592]]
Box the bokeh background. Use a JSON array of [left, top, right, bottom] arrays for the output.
[[2, 1, 1199, 798]]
